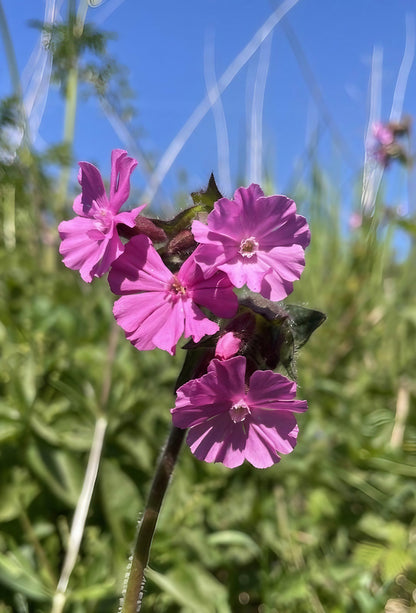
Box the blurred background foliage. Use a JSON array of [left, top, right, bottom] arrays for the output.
[[1, 3, 416, 613]]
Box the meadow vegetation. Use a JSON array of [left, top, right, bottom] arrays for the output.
[[0, 4, 415, 612]]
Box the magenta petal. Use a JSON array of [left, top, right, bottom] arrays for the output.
[[109, 235, 171, 294], [186, 414, 247, 468], [248, 370, 308, 412], [250, 414, 299, 455], [182, 300, 219, 343], [91, 229, 124, 279], [206, 356, 247, 398], [242, 423, 283, 468], [172, 357, 247, 428], [113, 293, 180, 353], [233, 183, 265, 210], [74, 162, 108, 215], [139, 300, 183, 355], [58, 217, 108, 282], [185, 267, 238, 319], [109, 149, 138, 213], [114, 293, 159, 333], [114, 204, 147, 228]]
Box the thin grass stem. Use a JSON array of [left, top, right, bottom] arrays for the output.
[[51, 322, 119, 613], [390, 14, 415, 122], [247, 32, 272, 185], [51, 416, 108, 613], [144, 0, 301, 204], [204, 31, 231, 195]]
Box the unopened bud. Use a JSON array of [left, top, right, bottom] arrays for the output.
[[117, 215, 168, 243], [167, 229, 196, 255]]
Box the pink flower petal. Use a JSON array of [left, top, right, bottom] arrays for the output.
[[182, 300, 219, 343], [109, 149, 138, 213], [186, 414, 247, 468], [248, 370, 308, 412], [114, 204, 147, 228], [109, 235, 172, 294], [74, 162, 108, 216]]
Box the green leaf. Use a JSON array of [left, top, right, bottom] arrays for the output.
[[0, 467, 39, 522], [99, 458, 143, 545], [26, 441, 84, 507], [146, 564, 231, 613], [0, 549, 50, 601], [69, 579, 116, 602], [207, 530, 261, 559]]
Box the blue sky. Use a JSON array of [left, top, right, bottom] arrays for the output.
[[1, 0, 415, 216]]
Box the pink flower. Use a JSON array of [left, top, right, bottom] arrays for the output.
[[108, 234, 238, 355], [370, 122, 395, 167], [372, 121, 394, 146], [215, 332, 242, 360], [191, 184, 310, 301], [349, 212, 362, 230], [171, 356, 307, 468], [58, 149, 145, 282]]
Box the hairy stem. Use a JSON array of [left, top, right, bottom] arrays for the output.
[[120, 348, 209, 613], [120, 425, 186, 613]]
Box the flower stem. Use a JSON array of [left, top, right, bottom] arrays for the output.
[[120, 347, 210, 613], [120, 425, 186, 613]]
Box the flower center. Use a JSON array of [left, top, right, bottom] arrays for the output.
[[229, 399, 251, 423], [93, 205, 112, 233], [169, 276, 187, 302], [239, 236, 259, 258]]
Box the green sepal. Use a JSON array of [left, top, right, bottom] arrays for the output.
[[150, 175, 222, 240], [190, 173, 223, 208], [277, 304, 326, 379], [150, 205, 208, 239], [284, 304, 327, 349], [238, 294, 326, 379]]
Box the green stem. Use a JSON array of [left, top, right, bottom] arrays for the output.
[[0, 0, 28, 146], [57, 62, 79, 209], [120, 347, 210, 613], [120, 425, 186, 613], [0, 0, 22, 98]]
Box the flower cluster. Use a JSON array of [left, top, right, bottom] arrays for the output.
[[371, 117, 412, 168], [58, 150, 319, 468]]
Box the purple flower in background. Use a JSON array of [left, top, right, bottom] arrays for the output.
[[191, 184, 311, 301], [371, 121, 395, 167], [108, 234, 238, 355], [171, 356, 307, 468], [372, 121, 394, 146], [58, 149, 144, 282]]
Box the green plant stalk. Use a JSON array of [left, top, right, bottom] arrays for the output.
[[120, 348, 209, 613], [57, 63, 79, 209], [120, 425, 186, 613], [0, 0, 22, 99]]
